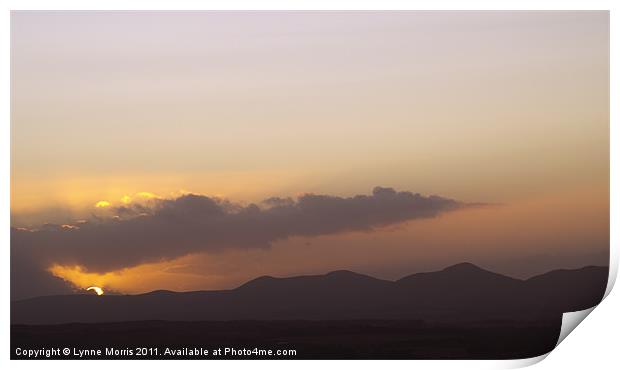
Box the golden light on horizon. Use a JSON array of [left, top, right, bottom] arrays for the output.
[[47, 260, 218, 295], [86, 286, 104, 295]]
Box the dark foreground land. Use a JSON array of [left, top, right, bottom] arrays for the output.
[[12, 319, 562, 359], [11, 263, 608, 359]]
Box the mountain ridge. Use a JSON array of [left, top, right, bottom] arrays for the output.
[[11, 263, 608, 325]]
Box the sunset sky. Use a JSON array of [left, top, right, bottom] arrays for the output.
[[11, 11, 609, 299]]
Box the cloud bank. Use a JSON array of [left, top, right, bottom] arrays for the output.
[[11, 187, 468, 298]]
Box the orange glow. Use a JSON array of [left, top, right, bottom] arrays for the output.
[[47, 258, 219, 294], [10, 170, 309, 226], [95, 200, 111, 208], [49, 265, 115, 290], [137, 192, 158, 199], [44, 184, 608, 293]]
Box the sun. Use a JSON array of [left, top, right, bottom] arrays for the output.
[[86, 286, 104, 295]]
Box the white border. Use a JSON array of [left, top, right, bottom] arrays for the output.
[[2, 1, 617, 369]]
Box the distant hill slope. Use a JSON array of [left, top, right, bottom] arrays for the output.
[[11, 264, 608, 325]]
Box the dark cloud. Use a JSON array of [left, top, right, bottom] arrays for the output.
[[11, 253, 77, 300], [12, 187, 469, 297]]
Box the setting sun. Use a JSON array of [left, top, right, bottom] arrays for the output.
[[86, 286, 104, 296], [9, 11, 610, 360]]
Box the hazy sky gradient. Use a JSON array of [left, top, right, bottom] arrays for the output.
[[10, 11, 609, 297]]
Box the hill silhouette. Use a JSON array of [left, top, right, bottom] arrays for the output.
[[11, 263, 608, 325]]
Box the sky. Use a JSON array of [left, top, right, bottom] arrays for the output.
[[10, 11, 609, 299]]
